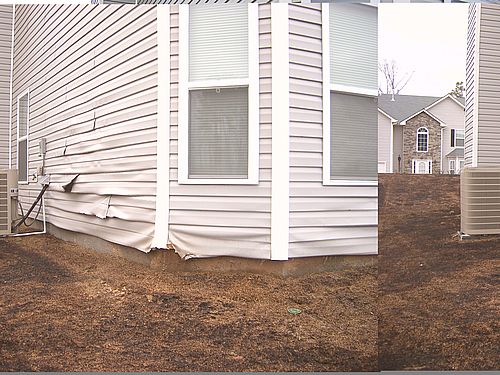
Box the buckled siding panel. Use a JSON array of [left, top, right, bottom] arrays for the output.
[[167, 5, 272, 259], [11, 4, 158, 251]]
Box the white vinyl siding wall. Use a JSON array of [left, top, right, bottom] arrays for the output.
[[11, 4, 158, 251], [0, 5, 12, 169], [465, 3, 477, 167], [288, 4, 377, 257], [168, 5, 272, 259], [476, 5, 500, 167]]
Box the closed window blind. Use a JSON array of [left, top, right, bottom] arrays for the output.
[[330, 92, 377, 181], [330, 4, 377, 90], [189, 87, 248, 179], [189, 4, 248, 81]]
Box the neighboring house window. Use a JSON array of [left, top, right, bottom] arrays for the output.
[[451, 129, 464, 148], [17, 92, 29, 183], [449, 159, 456, 174], [459, 160, 464, 172], [412, 159, 432, 174], [416, 127, 428, 152], [178, 4, 259, 184], [322, 4, 378, 184]]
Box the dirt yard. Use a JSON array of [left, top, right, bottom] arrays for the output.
[[0, 234, 376, 371], [378, 174, 499, 370]]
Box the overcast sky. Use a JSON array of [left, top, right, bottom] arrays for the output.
[[378, 4, 468, 97]]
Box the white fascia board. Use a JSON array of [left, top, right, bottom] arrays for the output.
[[151, 5, 170, 249], [270, 3, 289, 261], [425, 93, 465, 111], [331, 84, 378, 97], [378, 108, 397, 123]]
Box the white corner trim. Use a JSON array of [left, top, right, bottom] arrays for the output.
[[322, 3, 331, 186], [472, 3, 481, 168], [8, 4, 14, 170], [271, 3, 289, 261], [178, 4, 259, 185], [151, 5, 170, 250], [440, 127, 443, 173], [390, 121, 394, 173]]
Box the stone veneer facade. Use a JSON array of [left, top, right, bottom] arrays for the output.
[[403, 112, 442, 174]]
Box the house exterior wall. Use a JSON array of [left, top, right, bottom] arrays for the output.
[[403, 112, 442, 174], [427, 97, 465, 173], [464, 3, 477, 167], [0, 5, 12, 169], [378, 111, 392, 173], [288, 3, 377, 257], [475, 4, 500, 167], [167, 4, 273, 259], [11, 4, 158, 251], [393, 124, 403, 173]]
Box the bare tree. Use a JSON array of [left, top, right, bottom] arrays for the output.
[[379, 60, 414, 97]]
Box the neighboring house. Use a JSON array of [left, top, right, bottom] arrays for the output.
[[4, 3, 378, 260], [0, 5, 13, 169], [378, 93, 465, 175]]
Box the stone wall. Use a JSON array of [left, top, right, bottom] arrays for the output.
[[403, 112, 442, 174]]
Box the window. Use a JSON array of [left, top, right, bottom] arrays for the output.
[[417, 127, 428, 152], [459, 160, 464, 172], [451, 129, 464, 148], [17, 91, 29, 183], [178, 4, 259, 184], [322, 4, 378, 185], [449, 159, 456, 174], [412, 159, 432, 174]]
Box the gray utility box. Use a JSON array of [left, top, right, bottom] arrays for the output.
[[0, 169, 18, 235]]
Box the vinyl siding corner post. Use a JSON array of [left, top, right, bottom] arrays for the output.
[[151, 5, 170, 249], [270, 3, 289, 261], [472, 3, 481, 168], [322, 3, 331, 184]]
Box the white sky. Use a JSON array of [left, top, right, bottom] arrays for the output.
[[378, 4, 468, 97]]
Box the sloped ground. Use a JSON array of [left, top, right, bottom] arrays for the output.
[[378, 174, 499, 370], [0, 234, 377, 371]]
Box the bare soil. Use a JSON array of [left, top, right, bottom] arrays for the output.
[[378, 174, 500, 370], [0, 234, 377, 371]]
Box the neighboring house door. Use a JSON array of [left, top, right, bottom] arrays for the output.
[[449, 159, 456, 175], [378, 161, 387, 173], [412, 159, 432, 174]]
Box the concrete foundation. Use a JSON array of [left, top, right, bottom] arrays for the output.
[[26, 221, 376, 276]]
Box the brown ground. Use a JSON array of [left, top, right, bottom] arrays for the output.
[[0, 234, 377, 371], [378, 174, 500, 370]]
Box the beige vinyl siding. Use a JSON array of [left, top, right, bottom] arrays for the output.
[[11, 4, 158, 251], [476, 4, 500, 167], [288, 4, 377, 257], [378, 111, 392, 173], [393, 124, 403, 173], [465, 3, 477, 167], [428, 97, 465, 173], [0, 5, 12, 169], [168, 5, 272, 259]]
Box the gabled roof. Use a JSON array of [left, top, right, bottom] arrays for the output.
[[378, 94, 465, 123], [446, 148, 464, 158]]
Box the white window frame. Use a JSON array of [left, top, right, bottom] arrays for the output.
[[321, 3, 378, 187], [449, 159, 456, 174], [412, 159, 432, 174], [17, 89, 29, 185], [416, 127, 429, 153], [453, 129, 464, 148], [177, 4, 259, 185]]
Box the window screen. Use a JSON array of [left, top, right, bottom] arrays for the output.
[[18, 95, 28, 138], [330, 92, 377, 181], [189, 87, 248, 179], [189, 4, 248, 81]]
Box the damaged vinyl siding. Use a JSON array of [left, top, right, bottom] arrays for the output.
[[288, 4, 377, 257], [11, 4, 158, 251], [167, 5, 272, 259], [476, 4, 500, 166], [0, 5, 12, 169]]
